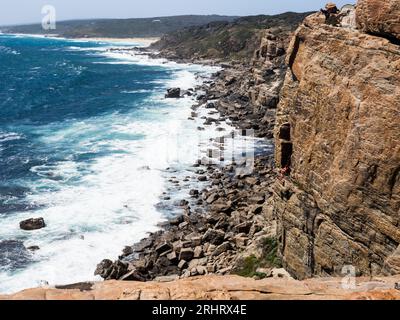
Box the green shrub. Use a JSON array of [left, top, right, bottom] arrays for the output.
[[234, 237, 282, 278]]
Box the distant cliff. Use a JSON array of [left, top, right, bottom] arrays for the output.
[[273, 0, 400, 279], [151, 12, 312, 62], [0, 15, 238, 38]]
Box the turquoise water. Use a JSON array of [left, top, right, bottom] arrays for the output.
[[0, 34, 219, 293]]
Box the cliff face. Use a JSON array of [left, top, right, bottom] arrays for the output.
[[356, 0, 400, 42], [273, 3, 400, 280]]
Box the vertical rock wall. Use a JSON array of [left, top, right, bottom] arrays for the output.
[[273, 7, 400, 279]]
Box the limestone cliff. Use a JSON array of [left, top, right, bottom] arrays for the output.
[[273, 1, 400, 280]]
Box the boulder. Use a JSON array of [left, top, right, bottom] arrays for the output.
[[234, 236, 248, 247], [155, 242, 172, 255], [356, 0, 400, 41], [178, 260, 188, 270], [271, 268, 293, 279], [202, 229, 225, 245], [27, 245, 40, 251], [225, 77, 237, 86], [122, 246, 134, 256], [234, 222, 253, 234], [167, 251, 178, 263], [178, 221, 189, 230], [206, 193, 219, 204], [190, 237, 202, 247], [210, 202, 232, 214], [133, 238, 153, 252], [179, 248, 194, 261], [206, 102, 215, 109], [165, 88, 181, 98], [196, 266, 207, 275], [94, 259, 114, 279], [169, 215, 184, 226], [212, 242, 231, 257], [119, 269, 146, 281], [193, 246, 204, 259], [176, 199, 189, 207], [19, 218, 46, 231]]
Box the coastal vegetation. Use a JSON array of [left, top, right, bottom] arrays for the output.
[[0, 15, 238, 38], [233, 238, 282, 278], [151, 12, 312, 61]]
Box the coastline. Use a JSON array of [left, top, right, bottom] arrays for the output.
[[1, 33, 160, 47], [2, 2, 400, 300], [72, 37, 160, 47], [0, 31, 284, 294], [0, 35, 221, 294], [93, 44, 283, 283]]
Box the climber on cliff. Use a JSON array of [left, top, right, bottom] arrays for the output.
[[321, 2, 341, 26], [278, 165, 291, 181]]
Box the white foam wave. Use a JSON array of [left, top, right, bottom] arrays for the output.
[[121, 89, 154, 94], [0, 132, 24, 143], [98, 49, 220, 75], [0, 45, 20, 55]]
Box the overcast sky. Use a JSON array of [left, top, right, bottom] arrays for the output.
[[1, 0, 353, 25]]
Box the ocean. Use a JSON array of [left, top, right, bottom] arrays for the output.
[[0, 34, 270, 294], [0, 34, 225, 294]]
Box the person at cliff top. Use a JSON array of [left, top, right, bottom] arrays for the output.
[[321, 2, 342, 26], [325, 2, 339, 13]]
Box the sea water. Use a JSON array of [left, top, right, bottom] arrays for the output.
[[0, 34, 222, 293], [0, 34, 271, 294]]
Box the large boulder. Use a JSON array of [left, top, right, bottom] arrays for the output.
[[202, 229, 225, 245], [94, 259, 129, 280], [356, 0, 400, 41], [94, 259, 114, 279], [19, 218, 46, 231], [165, 88, 181, 98]]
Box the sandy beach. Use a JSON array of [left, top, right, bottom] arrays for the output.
[[74, 37, 160, 47]]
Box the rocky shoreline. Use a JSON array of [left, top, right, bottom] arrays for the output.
[[95, 33, 290, 282]]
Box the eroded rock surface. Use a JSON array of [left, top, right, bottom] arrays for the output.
[[273, 8, 400, 279], [356, 0, 400, 41], [1, 275, 400, 300]]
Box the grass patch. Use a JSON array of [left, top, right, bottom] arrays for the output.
[[234, 237, 282, 278], [264, 238, 282, 267]]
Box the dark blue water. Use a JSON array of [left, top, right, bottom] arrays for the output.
[[0, 34, 216, 293], [0, 36, 171, 187]]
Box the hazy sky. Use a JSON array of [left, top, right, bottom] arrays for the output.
[[1, 0, 353, 25]]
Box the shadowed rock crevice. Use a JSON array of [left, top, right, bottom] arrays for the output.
[[365, 32, 400, 46], [388, 166, 400, 195]]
